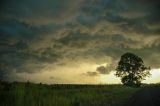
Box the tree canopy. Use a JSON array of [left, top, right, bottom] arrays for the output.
[[115, 52, 150, 87]]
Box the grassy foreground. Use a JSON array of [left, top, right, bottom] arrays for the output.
[[0, 82, 140, 106]]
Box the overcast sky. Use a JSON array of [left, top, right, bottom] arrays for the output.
[[0, 0, 160, 84]]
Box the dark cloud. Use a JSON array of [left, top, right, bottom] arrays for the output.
[[95, 60, 116, 75], [0, 0, 160, 82], [86, 71, 99, 77], [0, 0, 83, 24], [96, 66, 111, 74]]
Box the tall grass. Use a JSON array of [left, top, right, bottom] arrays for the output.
[[0, 82, 139, 106]]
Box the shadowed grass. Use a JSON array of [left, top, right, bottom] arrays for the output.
[[0, 82, 140, 106]]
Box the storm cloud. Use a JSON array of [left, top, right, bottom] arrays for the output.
[[0, 0, 160, 83]]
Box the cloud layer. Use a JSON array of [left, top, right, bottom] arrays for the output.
[[0, 0, 160, 83]]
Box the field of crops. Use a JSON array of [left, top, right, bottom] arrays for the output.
[[0, 82, 139, 106]]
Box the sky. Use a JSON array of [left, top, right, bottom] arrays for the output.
[[0, 0, 160, 84]]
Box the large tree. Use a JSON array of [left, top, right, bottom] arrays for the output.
[[115, 52, 150, 86]]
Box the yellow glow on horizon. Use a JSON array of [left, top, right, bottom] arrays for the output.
[[143, 69, 160, 84], [15, 62, 160, 84], [98, 68, 160, 84], [98, 72, 121, 84]]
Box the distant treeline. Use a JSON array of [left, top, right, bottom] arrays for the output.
[[0, 80, 124, 90]]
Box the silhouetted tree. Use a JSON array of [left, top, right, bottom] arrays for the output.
[[115, 52, 150, 87]]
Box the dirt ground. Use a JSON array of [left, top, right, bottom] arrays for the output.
[[124, 87, 160, 106]]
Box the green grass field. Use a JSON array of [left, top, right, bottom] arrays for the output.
[[0, 82, 140, 106]]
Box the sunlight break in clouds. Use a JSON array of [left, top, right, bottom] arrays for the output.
[[143, 69, 160, 84]]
